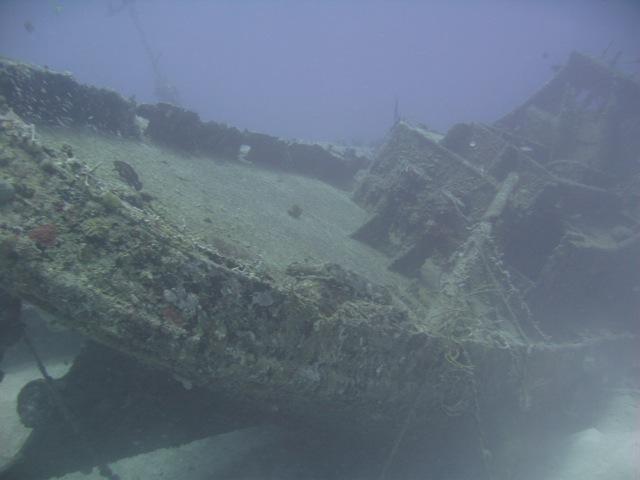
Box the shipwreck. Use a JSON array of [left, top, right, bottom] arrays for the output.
[[0, 52, 638, 478]]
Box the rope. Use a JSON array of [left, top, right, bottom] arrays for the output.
[[126, 3, 179, 104], [127, 4, 162, 82]]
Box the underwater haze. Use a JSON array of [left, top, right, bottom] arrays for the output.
[[1, 0, 639, 143], [1, 1, 640, 480]]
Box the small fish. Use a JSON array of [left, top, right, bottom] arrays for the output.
[[24, 21, 35, 33], [113, 160, 143, 191]]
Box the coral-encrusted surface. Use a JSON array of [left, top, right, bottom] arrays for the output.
[[0, 57, 139, 138], [0, 56, 635, 445]]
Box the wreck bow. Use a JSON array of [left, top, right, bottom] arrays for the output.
[[0, 53, 637, 441]]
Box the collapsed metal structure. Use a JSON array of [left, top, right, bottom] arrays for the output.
[[354, 52, 640, 337]]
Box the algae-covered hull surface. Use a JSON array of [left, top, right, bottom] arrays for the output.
[[0, 51, 638, 480]]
